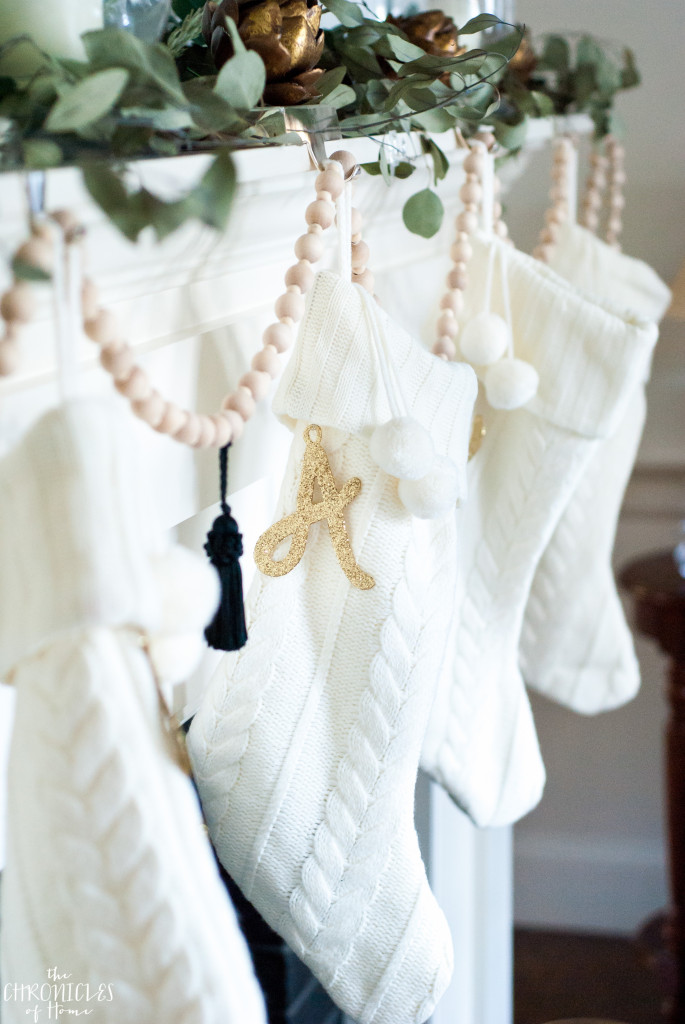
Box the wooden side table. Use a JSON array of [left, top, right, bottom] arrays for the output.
[[620, 551, 685, 1023]]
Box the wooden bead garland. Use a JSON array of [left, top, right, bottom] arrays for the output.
[[534, 134, 575, 263], [604, 135, 626, 250], [0, 222, 54, 377], [580, 147, 608, 234]]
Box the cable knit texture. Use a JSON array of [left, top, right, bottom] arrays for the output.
[[188, 271, 477, 1024], [521, 223, 671, 714], [0, 399, 266, 1024], [420, 233, 658, 827]]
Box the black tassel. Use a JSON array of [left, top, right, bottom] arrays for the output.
[[204, 444, 248, 651]]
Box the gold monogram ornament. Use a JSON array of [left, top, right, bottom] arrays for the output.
[[254, 424, 375, 590]]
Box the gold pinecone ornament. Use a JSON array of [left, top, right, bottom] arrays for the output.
[[202, 0, 325, 104], [386, 9, 465, 59]]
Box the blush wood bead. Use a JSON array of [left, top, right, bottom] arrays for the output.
[[115, 366, 152, 400], [100, 343, 134, 379], [305, 199, 335, 229], [285, 261, 314, 292], [1, 282, 35, 323], [330, 149, 357, 176], [240, 369, 271, 401], [222, 408, 244, 442], [609, 193, 626, 211], [540, 225, 559, 245], [440, 290, 464, 315], [225, 388, 257, 421], [459, 180, 482, 205], [274, 290, 305, 322], [15, 238, 54, 273], [51, 209, 82, 238], [211, 413, 233, 448], [545, 207, 567, 226], [263, 321, 293, 353], [81, 278, 99, 320], [132, 391, 166, 428], [451, 240, 473, 263], [583, 210, 600, 231], [350, 208, 363, 236], [252, 344, 281, 378], [316, 190, 332, 204], [494, 220, 509, 239], [463, 150, 485, 175], [85, 308, 119, 345], [294, 232, 324, 262], [351, 238, 370, 266], [315, 167, 344, 200], [173, 413, 203, 447], [434, 336, 457, 359], [0, 339, 20, 376], [156, 403, 188, 437], [437, 312, 459, 338], [456, 210, 478, 234], [584, 189, 602, 210], [448, 265, 468, 291], [192, 414, 218, 449]]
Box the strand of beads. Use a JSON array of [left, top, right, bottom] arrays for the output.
[[604, 136, 626, 250], [580, 145, 608, 234], [533, 134, 574, 263], [79, 151, 363, 449], [0, 222, 54, 377], [329, 149, 374, 295], [432, 138, 488, 361]]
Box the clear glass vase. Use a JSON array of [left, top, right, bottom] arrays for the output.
[[104, 0, 172, 42]]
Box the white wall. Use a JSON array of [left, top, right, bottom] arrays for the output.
[[511, 0, 685, 934]]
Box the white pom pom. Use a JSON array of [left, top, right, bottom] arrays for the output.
[[484, 358, 539, 410], [460, 312, 510, 365], [147, 633, 205, 683], [150, 545, 220, 634], [369, 416, 435, 480], [398, 456, 461, 519]]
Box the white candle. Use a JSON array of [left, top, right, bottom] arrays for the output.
[[0, 0, 103, 69]]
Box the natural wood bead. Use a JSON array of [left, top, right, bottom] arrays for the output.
[[0, 282, 34, 323], [81, 277, 99, 320], [611, 169, 626, 186], [263, 321, 293, 353], [463, 150, 485, 175], [476, 130, 495, 149], [30, 220, 53, 242], [173, 413, 203, 446], [350, 208, 363, 236], [51, 209, 81, 237], [0, 338, 20, 376], [351, 239, 370, 267], [535, 243, 554, 263], [451, 239, 472, 263], [460, 180, 482, 205], [584, 189, 602, 210], [590, 152, 608, 167], [607, 215, 623, 233], [294, 233, 324, 263], [252, 345, 280, 378], [462, 201, 478, 214], [240, 369, 271, 401], [192, 414, 218, 449], [583, 210, 600, 231], [434, 336, 457, 359], [316, 190, 332, 204], [85, 309, 119, 345], [132, 390, 166, 428], [155, 403, 187, 437], [224, 387, 256, 421], [274, 290, 305, 322], [222, 408, 244, 442], [448, 265, 468, 290], [306, 199, 335, 230], [211, 413, 232, 448], [441, 289, 464, 315], [330, 150, 357, 176], [456, 210, 478, 234], [315, 167, 344, 200], [494, 220, 509, 239], [351, 232, 362, 245], [493, 201, 503, 220], [115, 365, 151, 401], [15, 237, 53, 273], [307, 223, 323, 235], [540, 225, 559, 245], [355, 269, 374, 293], [100, 343, 134, 379], [437, 312, 459, 338], [549, 185, 568, 203], [545, 206, 567, 226], [609, 193, 626, 211], [285, 261, 314, 293]]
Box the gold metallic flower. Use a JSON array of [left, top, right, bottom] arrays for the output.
[[386, 9, 465, 60], [508, 33, 537, 83], [202, 0, 325, 104]]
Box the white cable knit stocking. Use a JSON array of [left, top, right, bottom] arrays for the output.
[[0, 399, 266, 1024], [521, 221, 671, 713], [420, 233, 658, 827], [188, 270, 477, 1024]]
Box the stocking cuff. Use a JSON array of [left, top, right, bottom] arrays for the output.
[[467, 235, 658, 439], [549, 223, 672, 326], [274, 271, 478, 494], [0, 398, 163, 678]]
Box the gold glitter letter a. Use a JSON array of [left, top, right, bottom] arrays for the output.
[[254, 424, 375, 590]]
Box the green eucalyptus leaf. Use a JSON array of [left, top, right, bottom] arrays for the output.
[[621, 48, 640, 89], [184, 79, 248, 131], [45, 68, 129, 132], [361, 160, 382, 175], [373, 34, 426, 62], [314, 66, 347, 96], [540, 35, 570, 71], [493, 115, 528, 150], [402, 188, 443, 238], [323, 0, 365, 27], [459, 14, 504, 34], [529, 90, 555, 117], [83, 29, 185, 103], [188, 148, 237, 230], [411, 106, 458, 132], [12, 256, 51, 281], [21, 138, 62, 168], [120, 106, 194, 129], [214, 50, 266, 112], [393, 160, 415, 179], [323, 83, 357, 108], [422, 136, 449, 183]]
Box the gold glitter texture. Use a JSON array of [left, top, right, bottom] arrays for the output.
[[254, 424, 375, 590]]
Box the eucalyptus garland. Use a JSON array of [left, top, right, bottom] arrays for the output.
[[0, 1, 640, 242]]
